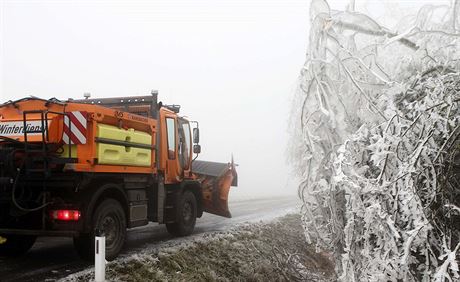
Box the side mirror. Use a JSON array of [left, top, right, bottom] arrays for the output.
[[193, 128, 200, 144], [193, 144, 201, 154]]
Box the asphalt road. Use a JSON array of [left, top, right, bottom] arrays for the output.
[[0, 196, 298, 282]]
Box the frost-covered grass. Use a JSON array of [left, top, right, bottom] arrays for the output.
[[61, 214, 335, 282]]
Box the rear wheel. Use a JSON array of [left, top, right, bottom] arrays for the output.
[[74, 198, 126, 261], [0, 234, 36, 257], [166, 190, 197, 236]]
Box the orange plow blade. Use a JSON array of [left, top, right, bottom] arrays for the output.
[[192, 160, 237, 218]]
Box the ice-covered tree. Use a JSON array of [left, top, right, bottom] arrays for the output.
[[290, 0, 460, 280]]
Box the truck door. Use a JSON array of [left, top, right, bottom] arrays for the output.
[[163, 114, 181, 183]]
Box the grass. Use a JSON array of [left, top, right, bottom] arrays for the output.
[[65, 214, 335, 282]]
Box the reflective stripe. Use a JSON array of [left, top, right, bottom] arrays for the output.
[[63, 111, 87, 144]]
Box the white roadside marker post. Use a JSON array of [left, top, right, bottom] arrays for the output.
[[95, 229, 106, 282]]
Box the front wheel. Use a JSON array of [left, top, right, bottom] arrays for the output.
[[74, 198, 126, 261], [0, 234, 36, 257], [166, 190, 197, 236]]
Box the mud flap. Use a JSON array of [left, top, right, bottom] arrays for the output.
[[192, 160, 237, 218]]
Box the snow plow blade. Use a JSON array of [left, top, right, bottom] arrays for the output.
[[192, 160, 237, 218]]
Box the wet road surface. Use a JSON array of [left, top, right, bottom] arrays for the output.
[[0, 196, 298, 281]]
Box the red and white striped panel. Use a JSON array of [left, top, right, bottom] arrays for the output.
[[63, 111, 87, 145]]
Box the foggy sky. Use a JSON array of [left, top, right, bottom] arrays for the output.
[[0, 0, 446, 199], [0, 0, 312, 199]]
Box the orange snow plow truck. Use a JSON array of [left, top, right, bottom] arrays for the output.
[[0, 93, 237, 260]]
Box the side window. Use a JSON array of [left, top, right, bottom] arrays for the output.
[[166, 118, 176, 159], [178, 119, 191, 169]]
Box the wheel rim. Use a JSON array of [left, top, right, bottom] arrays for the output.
[[99, 212, 121, 251], [182, 200, 193, 225]]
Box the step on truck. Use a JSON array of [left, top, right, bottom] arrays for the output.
[[0, 92, 237, 260]]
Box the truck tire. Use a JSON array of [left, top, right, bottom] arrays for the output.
[[0, 234, 36, 257], [166, 190, 197, 236], [74, 199, 126, 261]]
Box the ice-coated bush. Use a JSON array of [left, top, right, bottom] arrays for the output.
[[290, 0, 460, 281]]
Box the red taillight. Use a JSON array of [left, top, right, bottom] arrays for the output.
[[50, 210, 81, 221]]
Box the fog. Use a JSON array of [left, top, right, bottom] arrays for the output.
[[0, 0, 313, 199], [1, 0, 441, 199]]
